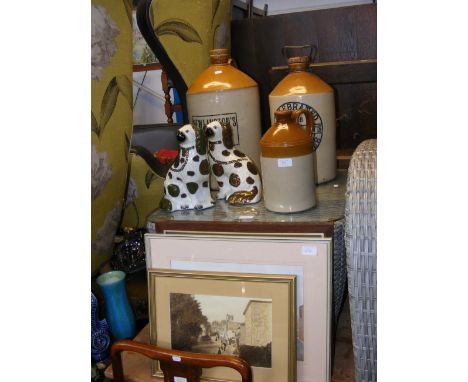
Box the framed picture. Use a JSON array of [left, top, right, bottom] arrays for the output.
[[148, 269, 296, 382], [145, 233, 332, 382]]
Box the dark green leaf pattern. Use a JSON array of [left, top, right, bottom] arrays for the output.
[[116, 75, 133, 109], [149, 2, 155, 27], [131, 201, 140, 227], [123, 0, 132, 25], [154, 19, 203, 44], [124, 132, 130, 161], [212, 0, 220, 24], [99, 77, 119, 135], [91, 111, 99, 137], [145, 170, 157, 189]]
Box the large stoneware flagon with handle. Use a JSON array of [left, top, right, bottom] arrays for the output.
[[269, 55, 336, 184], [260, 109, 316, 213], [187, 48, 262, 169]]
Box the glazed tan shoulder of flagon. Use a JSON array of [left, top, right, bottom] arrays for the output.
[[260, 109, 314, 158], [187, 49, 257, 94], [270, 71, 333, 96], [270, 56, 333, 96]]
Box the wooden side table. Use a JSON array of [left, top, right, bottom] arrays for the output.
[[146, 170, 348, 325]]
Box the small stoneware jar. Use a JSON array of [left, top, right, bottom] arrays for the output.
[[260, 109, 316, 213]]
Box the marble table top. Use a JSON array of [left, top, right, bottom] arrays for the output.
[[147, 170, 347, 228]]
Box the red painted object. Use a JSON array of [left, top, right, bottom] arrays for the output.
[[155, 148, 178, 165]]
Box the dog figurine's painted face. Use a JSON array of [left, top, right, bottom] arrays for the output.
[[205, 122, 221, 140], [159, 124, 214, 212], [176, 123, 208, 155], [205, 120, 262, 206], [176, 125, 197, 148], [205, 121, 234, 150]]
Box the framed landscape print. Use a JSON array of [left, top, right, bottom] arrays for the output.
[[146, 233, 333, 382], [148, 269, 296, 382]]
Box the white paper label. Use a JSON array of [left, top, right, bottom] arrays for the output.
[[277, 158, 293, 168], [239, 215, 254, 220], [172, 356, 182, 362], [174, 377, 187, 382], [301, 246, 318, 256]]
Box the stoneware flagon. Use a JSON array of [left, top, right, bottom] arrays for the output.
[[96, 270, 135, 340], [205, 120, 262, 205], [269, 55, 336, 184], [160, 124, 215, 212], [260, 109, 316, 213], [187, 49, 262, 169]]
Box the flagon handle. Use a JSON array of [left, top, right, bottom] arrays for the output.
[[292, 109, 314, 142], [281, 44, 317, 63]]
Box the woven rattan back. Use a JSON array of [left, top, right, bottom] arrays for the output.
[[345, 139, 377, 382]]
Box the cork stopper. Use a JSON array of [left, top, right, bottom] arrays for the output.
[[288, 56, 310, 72], [210, 48, 230, 65]]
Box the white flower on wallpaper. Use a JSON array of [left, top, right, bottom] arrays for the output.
[[125, 176, 138, 207], [92, 202, 122, 255], [92, 144, 112, 201], [92, 4, 120, 81]]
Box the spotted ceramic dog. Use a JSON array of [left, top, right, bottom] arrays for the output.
[[205, 121, 262, 205], [160, 124, 214, 212]]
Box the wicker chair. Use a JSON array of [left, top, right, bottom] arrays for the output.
[[345, 139, 377, 382]]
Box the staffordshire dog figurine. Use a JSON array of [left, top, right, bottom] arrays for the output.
[[205, 121, 262, 206], [160, 124, 214, 212]]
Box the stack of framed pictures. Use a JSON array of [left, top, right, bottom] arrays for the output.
[[145, 233, 332, 382]]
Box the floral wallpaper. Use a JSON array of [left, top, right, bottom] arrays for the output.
[[120, 153, 165, 229], [92, 4, 120, 81], [91, 144, 112, 201], [91, 0, 133, 274], [150, 0, 231, 87]]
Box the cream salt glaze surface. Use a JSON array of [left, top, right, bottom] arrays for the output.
[[260, 109, 316, 213], [269, 55, 336, 184], [187, 48, 262, 172]]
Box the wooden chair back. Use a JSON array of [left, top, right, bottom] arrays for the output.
[[111, 340, 252, 382]]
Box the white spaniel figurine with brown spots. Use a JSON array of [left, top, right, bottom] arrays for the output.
[[205, 121, 262, 205], [160, 124, 215, 212]]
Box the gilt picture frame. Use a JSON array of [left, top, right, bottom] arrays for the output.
[[148, 269, 296, 382], [145, 233, 332, 382]]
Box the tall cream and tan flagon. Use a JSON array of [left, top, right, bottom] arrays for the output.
[[187, 49, 262, 170], [269, 56, 336, 184]]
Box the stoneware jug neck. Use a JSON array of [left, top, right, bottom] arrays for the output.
[[288, 56, 310, 73], [274, 109, 294, 124], [210, 48, 230, 65]]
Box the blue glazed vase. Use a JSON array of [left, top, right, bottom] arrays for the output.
[[96, 270, 135, 340]]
